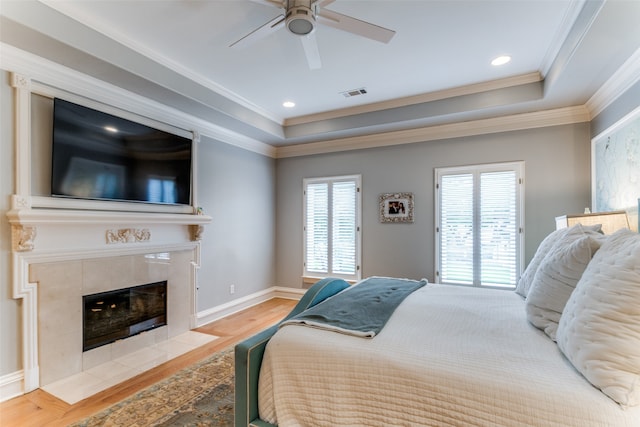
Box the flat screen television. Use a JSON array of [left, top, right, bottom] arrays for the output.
[[51, 98, 192, 206]]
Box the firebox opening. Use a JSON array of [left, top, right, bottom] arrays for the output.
[[83, 281, 167, 352]]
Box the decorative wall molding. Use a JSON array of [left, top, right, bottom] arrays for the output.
[[189, 224, 204, 241], [11, 225, 36, 252], [10, 72, 30, 90], [10, 195, 30, 209], [106, 228, 151, 244]]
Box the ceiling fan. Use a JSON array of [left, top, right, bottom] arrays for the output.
[[229, 0, 396, 70]]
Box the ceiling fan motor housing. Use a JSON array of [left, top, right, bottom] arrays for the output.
[[285, 0, 317, 35]]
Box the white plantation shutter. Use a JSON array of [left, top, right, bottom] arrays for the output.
[[440, 173, 474, 285], [436, 162, 523, 288], [304, 176, 361, 281], [332, 180, 357, 275], [480, 171, 517, 286], [305, 182, 328, 273]]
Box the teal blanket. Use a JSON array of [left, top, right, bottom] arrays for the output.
[[280, 276, 427, 338]]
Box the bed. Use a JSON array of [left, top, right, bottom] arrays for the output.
[[235, 227, 640, 426]]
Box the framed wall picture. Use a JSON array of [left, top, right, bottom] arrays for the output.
[[379, 192, 414, 223]]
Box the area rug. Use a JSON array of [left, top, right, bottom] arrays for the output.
[[72, 348, 234, 427]]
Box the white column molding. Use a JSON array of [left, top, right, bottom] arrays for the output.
[[11, 253, 39, 392], [191, 130, 201, 212], [190, 242, 202, 329], [10, 73, 32, 203]]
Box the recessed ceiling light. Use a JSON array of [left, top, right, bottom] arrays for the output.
[[104, 126, 118, 133], [283, 101, 296, 108], [491, 55, 511, 66]]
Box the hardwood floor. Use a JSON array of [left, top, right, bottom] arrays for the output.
[[0, 297, 297, 427]]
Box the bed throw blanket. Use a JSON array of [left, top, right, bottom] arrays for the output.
[[280, 276, 428, 338]]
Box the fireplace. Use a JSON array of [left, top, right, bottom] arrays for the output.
[[83, 281, 168, 351], [31, 251, 194, 389]]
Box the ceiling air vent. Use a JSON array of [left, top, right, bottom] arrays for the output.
[[340, 88, 367, 98]]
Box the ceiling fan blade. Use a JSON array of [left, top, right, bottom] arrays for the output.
[[318, 9, 395, 43], [300, 32, 322, 70], [248, 0, 285, 8], [229, 14, 285, 48]]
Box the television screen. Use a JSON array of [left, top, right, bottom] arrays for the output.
[[51, 98, 192, 205]]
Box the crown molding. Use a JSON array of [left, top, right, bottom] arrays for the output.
[[284, 72, 542, 127], [276, 105, 591, 158], [4, 41, 632, 161], [586, 46, 640, 118], [539, 0, 588, 77], [0, 43, 277, 158], [38, 0, 284, 125]]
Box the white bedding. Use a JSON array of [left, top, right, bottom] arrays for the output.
[[258, 284, 640, 426]]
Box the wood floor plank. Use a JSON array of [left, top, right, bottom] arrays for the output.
[[0, 297, 297, 427]]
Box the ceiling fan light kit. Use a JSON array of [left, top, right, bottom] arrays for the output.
[[286, 4, 316, 35]]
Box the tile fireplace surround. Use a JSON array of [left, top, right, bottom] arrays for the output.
[[31, 250, 193, 388]]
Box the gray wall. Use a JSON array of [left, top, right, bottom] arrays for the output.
[[276, 123, 592, 288], [196, 137, 276, 307]]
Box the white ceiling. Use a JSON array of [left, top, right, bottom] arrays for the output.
[[1, 0, 640, 148]]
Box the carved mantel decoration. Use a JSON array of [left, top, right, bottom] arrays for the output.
[[189, 224, 204, 241], [12, 225, 37, 252], [106, 228, 151, 244]]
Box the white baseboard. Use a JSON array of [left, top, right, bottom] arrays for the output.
[[195, 285, 304, 329], [0, 370, 24, 403]]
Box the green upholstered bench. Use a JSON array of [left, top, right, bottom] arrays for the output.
[[234, 277, 351, 427]]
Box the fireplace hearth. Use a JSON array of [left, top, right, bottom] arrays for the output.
[[83, 281, 167, 351]]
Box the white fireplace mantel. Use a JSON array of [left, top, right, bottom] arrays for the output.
[[8, 206, 211, 251], [7, 207, 211, 226]]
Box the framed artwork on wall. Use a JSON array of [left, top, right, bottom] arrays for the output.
[[379, 192, 414, 223], [592, 106, 640, 232]]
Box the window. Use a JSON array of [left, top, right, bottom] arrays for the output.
[[435, 162, 523, 288], [304, 175, 361, 281]]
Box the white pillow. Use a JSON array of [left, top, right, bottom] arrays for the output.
[[515, 224, 602, 298], [525, 225, 603, 340], [515, 228, 567, 297], [556, 229, 640, 408]]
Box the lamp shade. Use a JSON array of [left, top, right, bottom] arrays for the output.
[[555, 211, 630, 235]]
